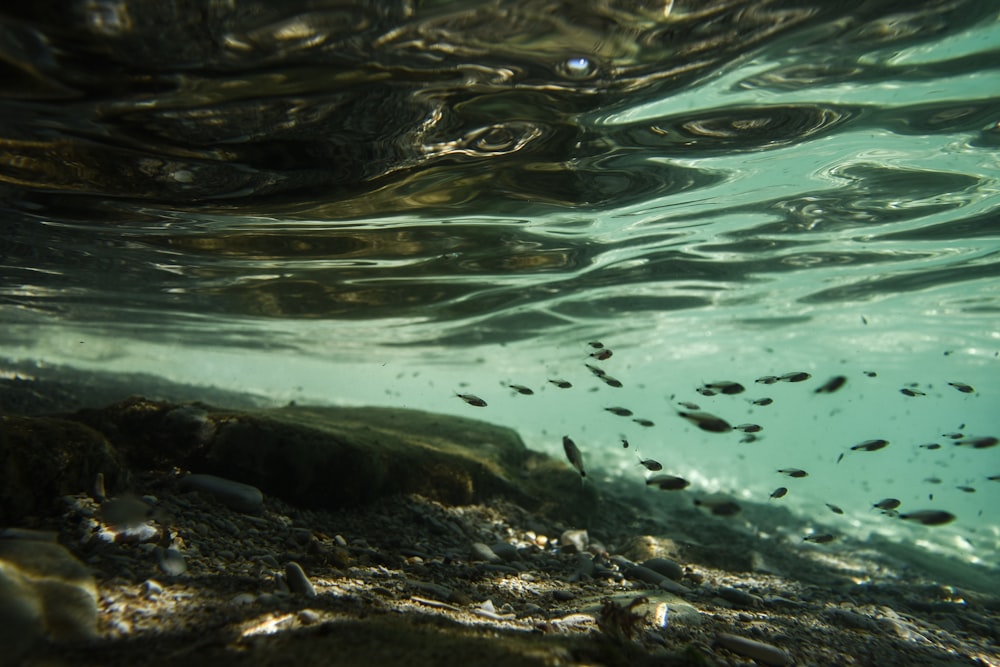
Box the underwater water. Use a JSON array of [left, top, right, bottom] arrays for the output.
[[1, 0, 999, 569]]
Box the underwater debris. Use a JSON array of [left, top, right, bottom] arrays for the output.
[[769, 487, 788, 500], [955, 436, 997, 449], [815, 375, 847, 393], [779, 371, 811, 382], [803, 533, 836, 543], [597, 596, 648, 642], [548, 379, 572, 388], [947, 381, 975, 393], [604, 406, 633, 417], [562, 436, 586, 478], [777, 468, 808, 478], [678, 410, 732, 433], [455, 393, 487, 407], [645, 474, 689, 490], [899, 510, 956, 526], [850, 439, 889, 452], [507, 384, 534, 395]]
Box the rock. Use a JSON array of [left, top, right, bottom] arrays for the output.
[[179, 473, 264, 514], [489, 541, 520, 562], [470, 542, 501, 562], [0, 415, 129, 523], [715, 632, 791, 666], [157, 546, 187, 576], [559, 529, 589, 553], [0, 538, 98, 657], [717, 586, 763, 609], [821, 607, 880, 632], [641, 557, 683, 581], [658, 577, 691, 596], [286, 561, 316, 598], [624, 564, 667, 586]]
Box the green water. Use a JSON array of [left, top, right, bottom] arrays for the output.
[[1, 1, 998, 568]]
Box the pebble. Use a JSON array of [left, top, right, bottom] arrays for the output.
[[718, 586, 763, 609], [179, 474, 264, 514], [490, 541, 520, 562], [625, 564, 668, 586], [715, 632, 791, 666], [285, 561, 316, 598], [559, 529, 589, 553], [297, 609, 320, 625], [821, 607, 880, 632], [642, 557, 683, 581], [141, 579, 163, 598], [470, 542, 501, 562], [551, 589, 576, 601], [232, 592, 257, 605], [157, 546, 187, 576]]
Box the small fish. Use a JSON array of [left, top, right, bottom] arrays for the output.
[[836, 453, 845, 464], [590, 349, 613, 361], [947, 381, 975, 394], [587, 341, 604, 349], [621, 439, 630, 449], [601, 375, 623, 388], [918, 443, 941, 450], [899, 510, 956, 526], [677, 401, 700, 410], [646, 474, 689, 490], [678, 410, 732, 433], [955, 436, 998, 449], [780, 371, 811, 383], [956, 486, 976, 493], [507, 384, 534, 395], [778, 468, 808, 478], [696, 387, 717, 397], [826, 503, 844, 515], [987, 474, 999, 481], [604, 406, 633, 417], [769, 487, 788, 500], [942, 432, 964, 440], [872, 498, 901, 510], [562, 436, 586, 478], [585, 363, 606, 377], [456, 393, 487, 407], [100, 495, 162, 528], [755, 375, 779, 385], [861, 315, 868, 325], [548, 379, 572, 389], [815, 375, 847, 394], [632, 418, 655, 427], [803, 534, 836, 544], [703, 381, 745, 395], [636, 456, 663, 471], [900, 388, 926, 397], [924, 477, 942, 484], [850, 439, 889, 452], [693, 498, 741, 516], [750, 398, 773, 406], [735, 423, 762, 433], [863, 370, 877, 377]]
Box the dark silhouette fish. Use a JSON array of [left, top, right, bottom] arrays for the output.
[[815, 375, 846, 393], [632, 418, 655, 427], [769, 487, 787, 500], [947, 381, 974, 393], [826, 503, 844, 515], [456, 393, 487, 407], [899, 510, 955, 526], [636, 456, 663, 472], [956, 436, 997, 449], [562, 436, 585, 478], [694, 498, 740, 516], [780, 371, 811, 382], [803, 534, 836, 543], [507, 384, 534, 395], [778, 468, 808, 478], [548, 379, 572, 388], [678, 410, 732, 433], [873, 498, 901, 510], [850, 439, 889, 452], [646, 474, 689, 490], [604, 406, 633, 417]]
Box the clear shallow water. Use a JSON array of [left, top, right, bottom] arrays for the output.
[[1, 2, 999, 567]]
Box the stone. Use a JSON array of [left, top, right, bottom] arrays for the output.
[[286, 561, 316, 598], [0, 537, 98, 656], [179, 473, 264, 514], [641, 557, 683, 581], [715, 633, 791, 666]]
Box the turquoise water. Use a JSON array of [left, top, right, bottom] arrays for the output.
[[1, 2, 999, 566]]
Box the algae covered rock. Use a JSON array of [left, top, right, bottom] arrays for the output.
[[0, 415, 129, 523]]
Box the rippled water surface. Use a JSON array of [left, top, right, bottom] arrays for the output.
[[2, 1, 999, 563]]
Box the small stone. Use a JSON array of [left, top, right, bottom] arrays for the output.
[[285, 561, 316, 598], [157, 547, 187, 576], [232, 593, 256, 605], [718, 586, 763, 609], [559, 529, 589, 553], [624, 565, 666, 586], [141, 579, 163, 598], [489, 541, 520, 562], [470, 542, 501, 563], [715, 632, 791, 666], [552, 589, 576, 601], [179, 474, 264, 514], [642, 557, 683, 581], [297, 609, 320, 625]]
